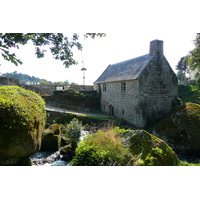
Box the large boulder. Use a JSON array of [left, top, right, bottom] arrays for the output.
[[41, 124, 61, 151], [0, 86, 46, 166], [153, 103, 200, 156], [122, 130, 180, 166]]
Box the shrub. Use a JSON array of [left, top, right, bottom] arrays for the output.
[[178, 85, 200, 105], [65, 118, 82, 144], [71, 129, 131, 166]]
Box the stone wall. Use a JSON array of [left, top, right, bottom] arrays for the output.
[[138, 55, 178, 122], [97, 54, 178, 128], [21, 85, 94, 95], [0, 76, 20, 86], [99, 79, 147, 127]]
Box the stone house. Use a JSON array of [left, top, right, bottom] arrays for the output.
[[94, 40, 178, 128]]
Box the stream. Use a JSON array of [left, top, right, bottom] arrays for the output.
[[29, 130, 90, 166], [30, 149, 69, 166]]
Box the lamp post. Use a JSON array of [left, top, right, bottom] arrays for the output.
[[81, 61, 87, 89]]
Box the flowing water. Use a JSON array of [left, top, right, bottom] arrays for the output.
[[30, 130, 91, 166], [30, 149, 69, 166]]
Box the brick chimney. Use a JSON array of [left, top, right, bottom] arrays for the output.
[[149, 40, 163, 56]]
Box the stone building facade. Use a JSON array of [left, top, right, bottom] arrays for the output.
[[94, 40, 178, 128]]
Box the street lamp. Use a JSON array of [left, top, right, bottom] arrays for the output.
[[81, 61, 87, 88]]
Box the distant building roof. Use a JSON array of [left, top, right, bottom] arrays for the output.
[[94, 54, 153, 84]]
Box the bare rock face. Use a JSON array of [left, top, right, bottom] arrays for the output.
[[0, 86, 46, 166], [153, 103, 200, 156]]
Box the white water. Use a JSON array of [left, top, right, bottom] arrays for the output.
[[30, 130, 91, 166], [30, 150, 69, 166]]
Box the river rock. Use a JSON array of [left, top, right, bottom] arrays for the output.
[[60, 142, 77, 162], [122, 130, 180, 166], [153, 103, 200, 156], [0, 86, 46, 166], [41, 124, 61, 151]]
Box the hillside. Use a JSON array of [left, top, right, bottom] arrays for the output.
[[2, 72, 77, 85], [2, 72, 42, 84]]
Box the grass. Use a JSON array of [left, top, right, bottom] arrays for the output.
[[178, 84, 200, 105], [70, 127, 132, 166]]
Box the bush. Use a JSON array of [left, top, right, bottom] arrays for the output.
[[65, 118, 82, 142], [71, 129, 131, 166], [178, 85, 200, 105]]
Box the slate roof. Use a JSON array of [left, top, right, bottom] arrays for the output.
[[94, 54, 153, 84]]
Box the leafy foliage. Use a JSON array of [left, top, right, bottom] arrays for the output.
[[178, 84, 200, 105], [176, 57, 188, 71], [46, 90, 100, 110], [186, 33, 200, 82], [177, 70, 185, 82], [0, 33, 106, 68], [65, 118, 82, 143]]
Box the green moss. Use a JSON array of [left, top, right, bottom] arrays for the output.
[[124, 130, 180, 166], [41, 124, 61, 151], [0, 86, 46, 164], [154, 103, 200, 155], [0, 86, 46, 128], [179, 161, 200, 166]]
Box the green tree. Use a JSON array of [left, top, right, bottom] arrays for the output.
[[186, 33, 200, 82], [65, 118, 82, 151], [64, 80, 70, 85], [0, 33, 106, 68], [176, 57, 188, 71], [53, 81, 64, 85], [39, 79, 51, 85], [177, 70, 185, 82], [176, 57, 189, 82], [70, 82, 78, 85]]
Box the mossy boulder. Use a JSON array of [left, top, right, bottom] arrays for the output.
[[41, 124, 61, 151], [122, 130, 180, 166], [60, 143, 76, 162], [153, 103, 200, 156], [0, 86, 46, 166]]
